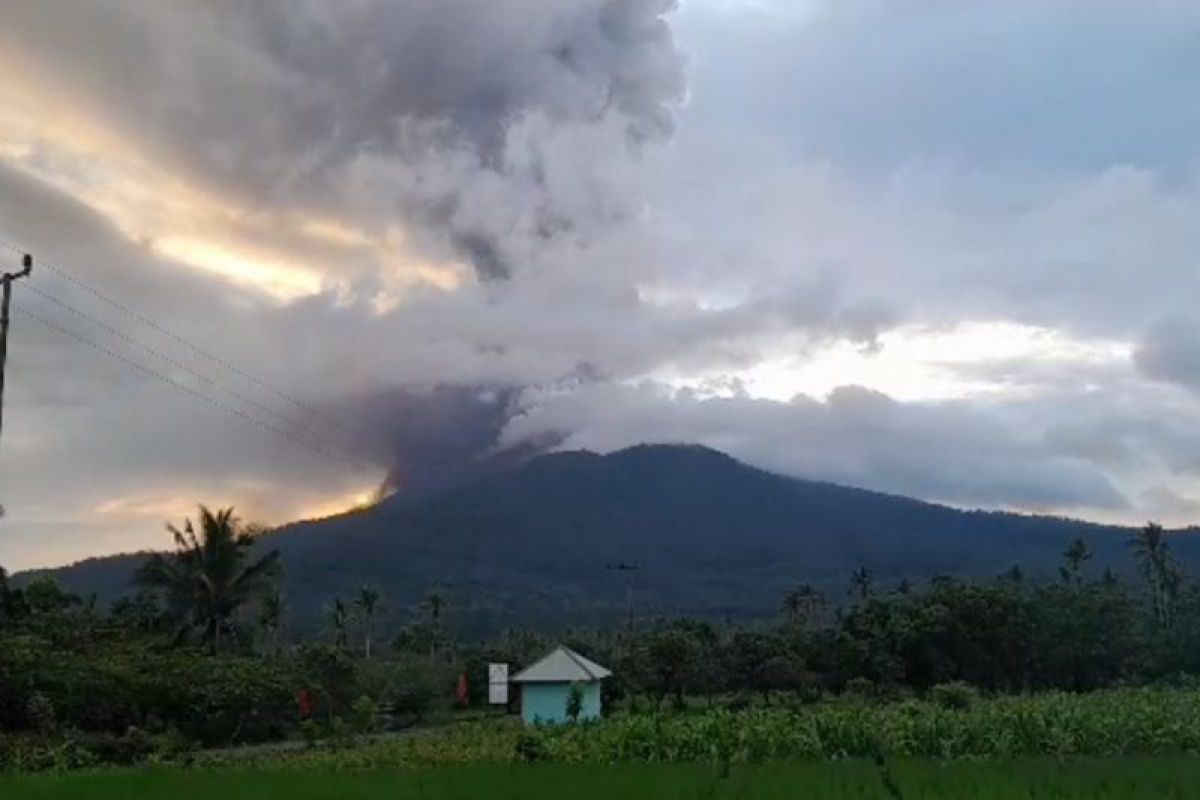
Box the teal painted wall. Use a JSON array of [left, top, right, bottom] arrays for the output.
[[520, 681, 603, 725]]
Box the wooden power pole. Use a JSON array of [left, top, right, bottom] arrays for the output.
[[0, 253, 32, 449]]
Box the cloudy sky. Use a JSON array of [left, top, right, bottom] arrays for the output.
[[2, 0, 1200, 571]]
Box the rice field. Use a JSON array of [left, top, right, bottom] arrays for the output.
[[3, 760, 1200, 800]]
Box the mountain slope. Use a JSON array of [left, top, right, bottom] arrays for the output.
[[19, 444, 1200, 632]]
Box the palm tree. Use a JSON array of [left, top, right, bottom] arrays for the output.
[[135, 505, 281, 653], [849, 566, 873, 602], [1000, 564, 1024, 584], [781, 583, 824, 627], [1060, 538, 1092, 587], [356, 586, 382, 658], [1130, 522, 1183, 629], [424, 591, 446, 627], [781, 588, 802, 623], [329, 597, 350, 650]]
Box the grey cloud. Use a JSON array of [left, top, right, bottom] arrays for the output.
[[1046, 408, 1200, 480], [1139, 487, 1200, 521], [503, 381, 1128, 512], [645, 126, 1200, 341], [680, 0, 1200, 173], [1135, 316, 1200, 393], [658, 2, 1200, 341]]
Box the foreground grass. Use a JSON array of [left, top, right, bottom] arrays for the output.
[[188, 688, 1200, 771], [5, 760, 1200, 799]]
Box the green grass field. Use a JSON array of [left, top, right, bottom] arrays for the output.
[[4, 760, 1200, 799]]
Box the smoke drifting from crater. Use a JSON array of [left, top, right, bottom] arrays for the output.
[[331, 384, 557, 497]]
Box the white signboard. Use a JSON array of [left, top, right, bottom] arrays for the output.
[[488, 663, 509, 705]]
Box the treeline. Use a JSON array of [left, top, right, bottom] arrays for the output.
[[590, 524, 1196, 704], [2, 507, 1199, 769]]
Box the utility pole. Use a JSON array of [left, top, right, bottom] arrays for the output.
[[0, 253, 32, 449]]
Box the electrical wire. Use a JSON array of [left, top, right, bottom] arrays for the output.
[[0, 235, 363, 440], [19, 280, 357, 456], [11, 301, 374, 471]]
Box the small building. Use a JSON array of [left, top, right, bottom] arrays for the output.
[[511, 645, 611, 725]]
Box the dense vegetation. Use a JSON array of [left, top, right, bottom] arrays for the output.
[[175, 688, 1200, 769], [8, 760, 1200, 800], [5, 492, 1200, 775], [23, 446, 1200, 633]]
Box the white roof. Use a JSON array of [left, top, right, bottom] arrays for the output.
[[511, 646, 612, 683]]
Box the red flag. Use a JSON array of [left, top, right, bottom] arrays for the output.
[[456, 672, 469, 706]]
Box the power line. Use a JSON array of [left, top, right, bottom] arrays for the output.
[[0, 235, 363, 440], [11, 301, 373, 471], [19, 280, 356, 457]]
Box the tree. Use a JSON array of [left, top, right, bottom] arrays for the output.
[[565, 682, 585, 722], [392, 623, 443, 657], [1130, 522, 1183, 629], [782, 583, 824, 627], [258, 589, 284, 657], [641, 628, 700, 707], [356, 586, 382, 658], [0, 563, 26, 623], [424, 591, 446, 627], [1000, 564, 1025, 584], [328, 597, 350, 650], [781, 588, 803, 623], [111, 590, 164, 632], [387, 658, 442, 723], [135, 505, 281, 653], [850, 566, 873, 602], [724, 630, 788, 701], [1060, 538, 1092, 588]]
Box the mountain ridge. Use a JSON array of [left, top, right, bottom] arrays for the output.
[[16, 444, 1200, 633]]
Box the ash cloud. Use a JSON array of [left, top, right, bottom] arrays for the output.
[[329, 384, 552, 497], [1, 0, 686, 282]]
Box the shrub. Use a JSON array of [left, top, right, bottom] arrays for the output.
[[146, 655, 296, 745], [0, 732, 97, 772], [0, 631, 299, 748], [24, 692, 56, 734], [299, 719, 321, 749], [844, 677, 876, 700], [351, 696, 378, 735], [386, 659, 443, 723], [298, 644, 360, 722], [566, 683, 585, 722], [928, 681, 980, 710], [73, 727, 155, 765], [515, 730, 546, 762]]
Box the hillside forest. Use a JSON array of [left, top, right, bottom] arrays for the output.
[[4, 503, 1200, 769]]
